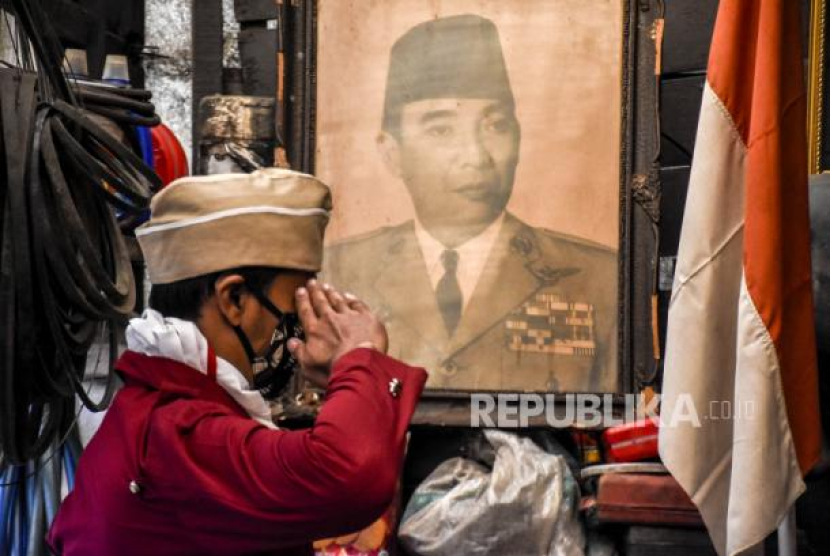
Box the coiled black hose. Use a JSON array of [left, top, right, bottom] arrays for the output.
[[71, 84, 162, 127], [0, 0, 161, 466]]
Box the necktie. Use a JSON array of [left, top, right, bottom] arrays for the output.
[[436, 250, 462, 335]]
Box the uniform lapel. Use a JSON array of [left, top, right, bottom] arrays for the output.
[[371, 221, 451, 351], [447, 214, 579, 357]]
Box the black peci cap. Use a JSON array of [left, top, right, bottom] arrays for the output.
[[381, 14, 515, 133]]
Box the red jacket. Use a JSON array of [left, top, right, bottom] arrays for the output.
[[48, 348, 426, 555]]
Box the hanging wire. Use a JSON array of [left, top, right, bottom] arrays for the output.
[[0, 336, 106, 484], [0, 0, 161, 467], [0, 2, 169, 553]]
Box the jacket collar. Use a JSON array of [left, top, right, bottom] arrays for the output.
[[123, 310, 277, 428], [116, 350, 250, 418]]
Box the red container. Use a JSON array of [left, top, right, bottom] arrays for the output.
[[602, 417, 659, 463], [151, 123, 189, 187]]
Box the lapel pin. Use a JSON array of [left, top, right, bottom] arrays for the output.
[[388, 378, 402, 398]]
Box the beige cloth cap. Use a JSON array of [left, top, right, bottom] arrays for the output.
[[136, 168, 332, 284]]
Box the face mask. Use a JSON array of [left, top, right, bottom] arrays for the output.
[[232, 285, 304, 399]]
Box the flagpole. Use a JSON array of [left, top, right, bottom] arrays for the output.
[[777, 506, 797, 556]]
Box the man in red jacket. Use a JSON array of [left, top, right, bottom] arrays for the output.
[[48, 168, 427, 555]]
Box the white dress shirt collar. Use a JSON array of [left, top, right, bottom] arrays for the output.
[[414, 214, 505, 311]]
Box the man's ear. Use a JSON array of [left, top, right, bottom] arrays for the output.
[[376, 131, 403, 177], [213, 274, 247, 326]]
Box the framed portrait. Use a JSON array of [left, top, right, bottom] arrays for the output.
[[286, 0, 660, 409]]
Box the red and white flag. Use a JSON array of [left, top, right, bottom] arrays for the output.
[[658, 1, 822, 555]]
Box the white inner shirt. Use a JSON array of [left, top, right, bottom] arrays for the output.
[[126, 309, 277, 429], [414, 214, 505, 312]]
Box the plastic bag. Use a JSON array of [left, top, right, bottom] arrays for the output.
[[399, 430, 585, 556]]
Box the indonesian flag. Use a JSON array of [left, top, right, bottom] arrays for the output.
[[658, 1, 822, 555]]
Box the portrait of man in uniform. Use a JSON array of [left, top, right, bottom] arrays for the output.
[[317, 2, 624, 393]]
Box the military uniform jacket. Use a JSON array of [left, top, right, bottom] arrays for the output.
[[324, 213, 618, 393], [48, 349, 426, 556]]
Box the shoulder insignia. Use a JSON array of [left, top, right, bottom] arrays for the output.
[[526, 264, 580, 285], [510, 233, 536, 258]]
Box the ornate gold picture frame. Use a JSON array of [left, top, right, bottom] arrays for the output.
[[809, 0, 828, 173]]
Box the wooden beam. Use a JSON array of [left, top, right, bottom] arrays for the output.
[[234, 0, 278, 23], [191, 0, 224, 172], [239, 21, 277, 97]]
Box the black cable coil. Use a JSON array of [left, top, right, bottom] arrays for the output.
[[0, 0, 161, 466]]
